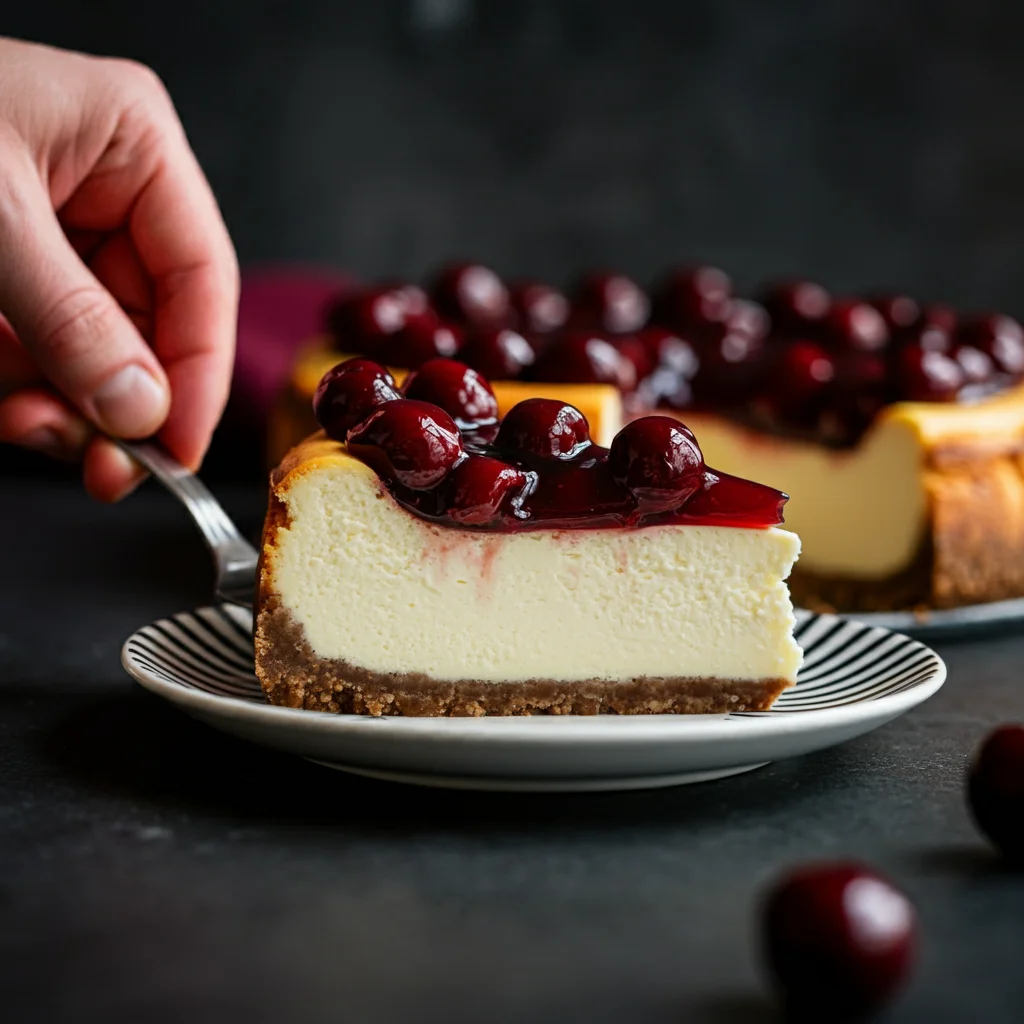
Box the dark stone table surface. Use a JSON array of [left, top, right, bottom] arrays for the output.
[[3, 472, 1024, 1023]]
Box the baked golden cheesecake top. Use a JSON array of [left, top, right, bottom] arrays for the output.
[[256, 357, 803, 716]]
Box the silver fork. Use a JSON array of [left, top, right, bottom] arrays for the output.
[[115, 439, 259, 608]]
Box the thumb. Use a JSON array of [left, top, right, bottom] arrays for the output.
[[0, 153, 170, 438]]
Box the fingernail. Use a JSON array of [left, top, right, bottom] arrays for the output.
[[108, 445, 147, 499], [94, 365, 168, 436]]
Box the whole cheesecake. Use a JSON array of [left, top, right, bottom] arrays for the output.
[[256, 359, 802, 717], [268, 265, 1024, 613]]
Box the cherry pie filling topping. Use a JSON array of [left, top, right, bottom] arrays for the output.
[[314, 357, 787, 531], [323, 263, 1024, 449]]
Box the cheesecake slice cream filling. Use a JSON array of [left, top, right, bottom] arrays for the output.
[[263, 441, 803, 687]]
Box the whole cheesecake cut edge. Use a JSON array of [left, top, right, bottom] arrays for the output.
[[685, 382, 1024, 611], [254, 433, 804, 718]]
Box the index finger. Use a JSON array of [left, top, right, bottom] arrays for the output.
[[130, 139, 239, 470]]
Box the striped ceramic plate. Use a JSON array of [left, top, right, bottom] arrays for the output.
[[122, 607, 946, 792]]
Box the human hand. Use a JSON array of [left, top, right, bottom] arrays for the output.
[[0, 37, 238, 500]]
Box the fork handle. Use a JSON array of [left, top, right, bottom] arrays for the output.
[[113, 438, 259, 575]]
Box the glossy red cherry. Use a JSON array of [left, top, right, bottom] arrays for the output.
[[722, 298, 770, 341], [762, 863, 915, 1016], [954, 345, 995, 385], [958, 313, 1024, 376], [759, 280, 831, 330], [459, 328, 536, 380], [893, 345, 964, 401], [897, 322, 953, 354], [496, 398, 591, 461], [313, 359, 401, 440], [652, 266, 732, 329], [378, 312, 463, 369], [608, 417, 704, 512], [445, 455, 529, 526], [508, 281, 570, 334], [688, 329, 764, 407], [531, 331, 637, 391], [869, 293, 921, 332], [431, 263, 510, 328], [612, 335, 657, 383], [968, 724, 1024, 862], [346, 400, 464, 490], [832, 350, 887, 389], [913, 303, 958, 335], [402, 358, 498, 427], [571, 272, 650, 334], [823, 299, 890, 352], [636, 327, 696, 370], [325, 285, 427, 354], [632, 328, 701, 409], [761, 341, 835, 423]]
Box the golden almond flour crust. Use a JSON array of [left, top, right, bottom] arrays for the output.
[[253, 488, 789, 717]]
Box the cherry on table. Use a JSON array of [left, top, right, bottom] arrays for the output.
[[459, 327, 537, 380], [313, 358, 401, 440], [508, 281, 570, 334], [445, 455, 528, 526], [431, 262, 511, 328], [762, 862, 916, 1018], [402, 358, 498, 428], [608, 417, 705, 513], [571, 271, 650, 334], [968, 724, 1024, 862], [346, 399, 464, 490], [495, 398, 591, 461]]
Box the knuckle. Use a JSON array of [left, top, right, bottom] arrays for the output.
[[104, 57, 173, 109], [33, 286, 123, 373]]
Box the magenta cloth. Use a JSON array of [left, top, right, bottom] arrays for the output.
[[231, 266, 355, 424]]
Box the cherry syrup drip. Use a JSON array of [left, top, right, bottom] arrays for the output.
[[315, 358, 788, 532]]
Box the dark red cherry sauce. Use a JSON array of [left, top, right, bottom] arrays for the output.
[[315, 358, 787, 532]]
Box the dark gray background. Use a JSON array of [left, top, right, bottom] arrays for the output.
[[6, 0, 1024, 307], [5, 0, 1024, 481]]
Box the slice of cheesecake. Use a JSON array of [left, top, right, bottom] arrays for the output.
[[255, 357, 802, 717]]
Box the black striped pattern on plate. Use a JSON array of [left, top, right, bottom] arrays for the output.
[[124, 606, 942, 715]]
